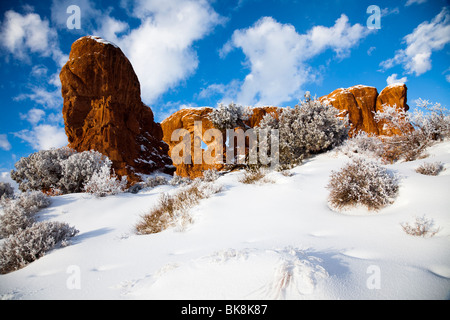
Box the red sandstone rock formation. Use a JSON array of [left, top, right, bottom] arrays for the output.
[[161, 106, 281, 179], [60, 36, 173, 184], [319, 84, 409, 136]]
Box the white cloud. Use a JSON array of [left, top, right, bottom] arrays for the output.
[[15, 124, 67, 151], [381, 7, 400, 17], [380, 7, 450, 76], [218, 15, 370, 106], [405, 0, 427, 6], [0, 134, 12, 151], [386, 73, 408, 85], [91, 0, 225, 105], [0, 10, 66, 66], [14, 87, 63, 110], [20, 108, 46, 125]]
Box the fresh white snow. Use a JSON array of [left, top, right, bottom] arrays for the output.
[[1, 141, 449, 300]]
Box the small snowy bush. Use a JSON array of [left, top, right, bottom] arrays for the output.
[[0, 182, 14, 199], [83, 160, 127, 197], [135, 180, 222, 235], [202, 169, 220, 182], [0, 221, 78, 274], [169, 174, 192, 186], [415, 162, 444, 176], [60, 150, 108, 193], [401, 215, 440, 238], [339, 131, 385, 160], [257, 93, 348, 168], [208, 102, 251, 131], [11, 148, 75, 192], [327, 158, 399, 211], [239, 166, 272, 184], [0, 191, 51, 238], [374, 100, 450, 162], [145, 176, 168, 188]]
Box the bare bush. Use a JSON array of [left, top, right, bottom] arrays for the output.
[[415, 162, 445, 176], [239, 166, 272, 184], [327, 158, 399, 211], [0, 221, 78, 274], [401, 215, 440, 238], [135, 181, 222, 235]]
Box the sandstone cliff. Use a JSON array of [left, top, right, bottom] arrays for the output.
[[319, 83, 409, 136], [60, 36, 173, 184]]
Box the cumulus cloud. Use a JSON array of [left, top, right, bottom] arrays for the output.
[[91, 0, 225, 104], [0, 10, 66, 66], [14, 124, 68, 151], [216, 15, 370, 106], [19, 108, 46, 125], [380, 7, 450, 76], [386, 73, 408, 85], [0, 134, 12, 151], [14, 87, 63, 110]]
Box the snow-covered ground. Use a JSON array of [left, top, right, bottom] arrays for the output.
[[1, 141, 450, 300]]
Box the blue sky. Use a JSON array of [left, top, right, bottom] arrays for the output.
[[0, 0, 449, 176]]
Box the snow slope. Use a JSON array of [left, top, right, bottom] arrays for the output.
[[1, 141, 450, 300]]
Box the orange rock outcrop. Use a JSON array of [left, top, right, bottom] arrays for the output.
[[319, 84, 409, 136], [60, 36, 174, 184]]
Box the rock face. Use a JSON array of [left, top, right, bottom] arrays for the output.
[[60, 36, 173, 184], [161, 106, 282, 179], [319, 84, 409, 136]]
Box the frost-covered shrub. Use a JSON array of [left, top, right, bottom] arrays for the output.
[[145, 176, 169, 188], [0, 221, 78, 274], [239, 166, 272, 184], [201, 169, 220, 182], [0, 191, 51, 238], [83, 160, 127, 197], [0, 182, 14, 199], [128, 176, 169, 194], [257, 93, 348, 168], [10, 148, 76, 192], [208, 102, 251, 131], [374, 100, 450, 162], [339, 131, 385, 159], [413, 99, 450, 141], [169, 174, 192, 186], [401, 215, 440, 238], [415, 162, 444, 176], [60, 150, 108, 193], [327, 158, 399, 211]]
